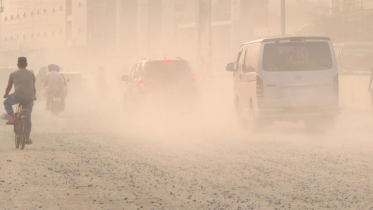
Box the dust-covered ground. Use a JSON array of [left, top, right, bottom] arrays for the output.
[[1, 76, 373, 210]]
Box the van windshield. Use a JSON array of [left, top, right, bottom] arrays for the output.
[[262, 42, 333, 71]]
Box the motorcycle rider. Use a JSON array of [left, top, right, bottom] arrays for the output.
[[45, 64, 65, 110]]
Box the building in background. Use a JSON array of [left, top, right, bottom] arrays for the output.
[[0, 0, 271, 70], [0, 0, 70, 51], [0, 0, 138, 68], [1, 0, 370, 73]]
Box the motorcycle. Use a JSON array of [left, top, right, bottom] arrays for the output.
[[49, 91, 65, 115]]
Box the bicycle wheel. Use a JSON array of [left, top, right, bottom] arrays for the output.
[[15, 129, 20, 149], [14, 114, 20, 149], [20, 118, 26, 150], [15, 133, 20, 149]]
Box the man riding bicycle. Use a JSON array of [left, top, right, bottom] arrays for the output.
[[3, 57, 36, 145]]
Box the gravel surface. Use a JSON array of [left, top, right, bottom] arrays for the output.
[[1, 86, 373, 210]]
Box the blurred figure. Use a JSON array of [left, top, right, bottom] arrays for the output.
[[36, 66, 47, 82], [369, 67, 373, 108], [45, 64, 65, 110], [36, 66, 47, 94], [3, 57, 35, 144]]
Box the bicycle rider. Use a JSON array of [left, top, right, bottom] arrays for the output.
[[3, 57, 36, 145]]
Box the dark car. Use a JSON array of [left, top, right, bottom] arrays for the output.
[[121, 58, 198, 114]]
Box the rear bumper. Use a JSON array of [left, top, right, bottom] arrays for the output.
[[256, 106, 340, 121]]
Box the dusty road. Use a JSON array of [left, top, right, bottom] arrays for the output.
[[1, 87, 373, 210]]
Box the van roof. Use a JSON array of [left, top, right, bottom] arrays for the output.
[[242, 36, 331, 46]]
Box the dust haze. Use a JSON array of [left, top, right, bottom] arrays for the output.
[[1, 1, 373, 210]]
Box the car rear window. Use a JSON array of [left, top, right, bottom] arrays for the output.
[[144, 61, 192, 80], [262, 42, 333, 71]]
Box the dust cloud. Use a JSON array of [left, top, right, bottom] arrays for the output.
[[1, 1, 373, 210]]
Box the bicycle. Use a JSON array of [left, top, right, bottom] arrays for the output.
[[14, 104, 27, 150]]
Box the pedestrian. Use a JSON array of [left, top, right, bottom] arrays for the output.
[[369, 67, 373, 108]]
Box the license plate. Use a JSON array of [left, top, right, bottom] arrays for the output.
[[53, 97, 62, 102]]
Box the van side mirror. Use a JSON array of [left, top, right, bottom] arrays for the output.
[[121, 75, 129, 82], [226, 62, 236, 72]]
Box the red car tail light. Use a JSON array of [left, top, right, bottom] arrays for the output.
[[139, 78, 145, 87]]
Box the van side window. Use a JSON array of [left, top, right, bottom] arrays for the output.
[[235, 50, 243, 71], [244, 44, 260, 72], [130, 64, 138, 79], [133, 63, 144, 79], [251, 44, 260, 70], [237, 49, 246, 72], [244, 46, 252, 71]]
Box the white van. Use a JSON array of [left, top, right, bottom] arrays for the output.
[[226, 36, 339, 128]]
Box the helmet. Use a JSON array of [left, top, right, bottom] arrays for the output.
[[48, 64, 56, 71]]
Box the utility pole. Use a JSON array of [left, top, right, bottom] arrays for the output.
[[230, 0, 240, 59], [207, 0, 212, 75], [281, 0, 285, 36], [116, 0, 121, 52], [146, 0, 150, 57], [0, 0, 3, 13], [196, 0, 202, 75], [360, 0, 364, 41], [196, 0, 212, 77], [0, 0, 2, 53]]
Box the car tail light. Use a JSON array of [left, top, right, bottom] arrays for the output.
[[139, 78, 145, 87], [256, 75, 264, 98], [191, 78, 196, 82]]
